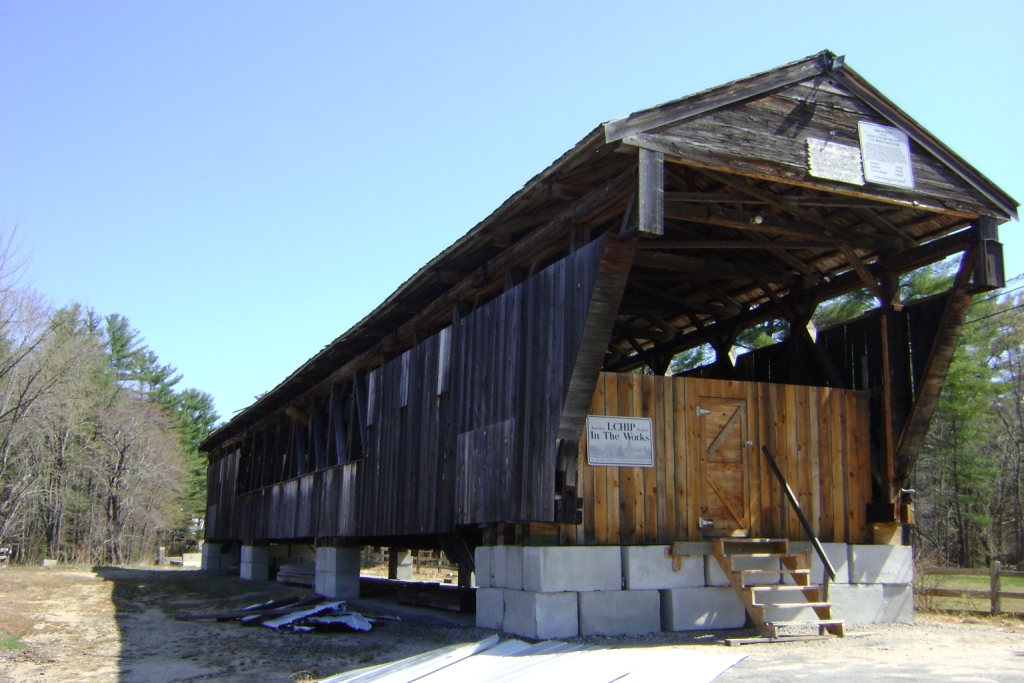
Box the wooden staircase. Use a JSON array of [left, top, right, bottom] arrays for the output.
[[712, 537, 844, 639]]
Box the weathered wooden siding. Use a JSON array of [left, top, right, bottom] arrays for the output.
[[359, 233, 615, 535], [206, 234, 635, 541], [648, 78, 996, 216], [579, 373, 871, 545], [206, 452, 358, 541]]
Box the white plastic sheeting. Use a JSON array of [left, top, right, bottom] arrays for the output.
[[320, 635, 744, 683]]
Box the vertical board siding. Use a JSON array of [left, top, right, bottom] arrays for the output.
[[205, 460, 359, 542], [578, 373, 871, 545], [206, 234, 618, 542], [375, 236, 617, 539]]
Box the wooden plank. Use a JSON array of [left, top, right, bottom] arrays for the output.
[[638, 148, 665, 235], [672, 375, 688, 541], [758, 383, 774, 539], [852, 391, 871, 543], [746, 381, 761, 538], [582, 374, 601, 543], [656, 375, 671, 544], [687, 379, 703, 540], [895, 256, 975, 488], [606, 373, 621, 545], [818, 388, 834, 542], [617, 373, 637, 544], [592, 373, 611, 543], [604, 53, 827, 142], [833, 388, 849, 543], [641, 374, 657, 542]]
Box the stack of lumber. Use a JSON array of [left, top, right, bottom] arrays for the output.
[[275, 562, 315, 587]]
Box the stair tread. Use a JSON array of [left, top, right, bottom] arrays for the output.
[[736, 568, 810, 575], [752, 601, 832, 608], [766, 619, 844, 627], [751, 585, 821, 591]]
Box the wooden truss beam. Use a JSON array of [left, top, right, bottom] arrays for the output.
[[894, 247, 977, 490], [606, 227, 981, 372]]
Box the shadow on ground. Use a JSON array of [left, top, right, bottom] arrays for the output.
[[89, 566, 493, 682]]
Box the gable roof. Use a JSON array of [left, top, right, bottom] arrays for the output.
[[203, 50, 1018, 453]]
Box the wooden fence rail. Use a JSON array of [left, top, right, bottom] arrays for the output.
[[919, 562, 1024, 614]]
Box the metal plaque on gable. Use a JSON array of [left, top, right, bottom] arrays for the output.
[[586, 415, 654, 467], [858, 121, 915, 189]]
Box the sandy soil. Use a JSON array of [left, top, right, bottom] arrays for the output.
[[0, 565, 1021, 682]]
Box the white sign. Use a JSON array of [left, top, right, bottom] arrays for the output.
[[858, 121, 915, 189], [586, 415, 654, 467], [806, 138, 865, 185]]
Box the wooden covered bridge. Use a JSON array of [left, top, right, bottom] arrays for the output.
[[201, 51, 1017, 638]]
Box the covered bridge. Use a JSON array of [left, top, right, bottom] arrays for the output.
[[201, 51, 1016, 638]]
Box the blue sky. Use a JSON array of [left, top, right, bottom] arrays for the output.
[[2, 1, 1022, 422]]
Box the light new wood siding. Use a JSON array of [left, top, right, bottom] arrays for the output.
[[579, 373, 871, 545]]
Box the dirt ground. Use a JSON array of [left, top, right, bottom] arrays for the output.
[[0, 565, 1021, 682]]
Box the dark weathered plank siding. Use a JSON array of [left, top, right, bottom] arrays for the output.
[[206, 234, 631, 542], [648, 79, 996, 216]]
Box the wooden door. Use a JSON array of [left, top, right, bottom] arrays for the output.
[[698, 398, 750, 537]]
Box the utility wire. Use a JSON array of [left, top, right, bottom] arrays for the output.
[[965, 301, 1024, 327]]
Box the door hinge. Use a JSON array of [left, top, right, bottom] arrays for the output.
[[696, 406, 712, 417]]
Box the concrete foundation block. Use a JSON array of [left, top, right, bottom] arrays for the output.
[[315, 572, 360, 599], [182, 553, 202, 568], [785, 543, 850, 584], [201, 543, 222, 571], [240, 561, 269, 581], [475, 588, 505, 629], [660, 587, 746, 631], [388, 549, 413, 581], [503, 590, 578, 640], [705, 554, 780, 586], [849, 545, 913, 584], [523, 546, 621, 593], [622, 546, 704, 590], [475, 546, 492, 588], [504, 546, 524, 591], [881, 584, 914, 623], [828, 583, 887, 625], [491, 546, 507, 589], [241, 545, 269, 565], [578, 590, 661, 636], [315, 546, 361, 599]]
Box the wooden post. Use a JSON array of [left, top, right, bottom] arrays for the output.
[[991, 560, 1002, 615], [638, 148, 664, 235], [457, 563, 473, 588]]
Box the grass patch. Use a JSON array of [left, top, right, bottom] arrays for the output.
[[0, 628, 25, 651], [917, 569, 1024, 615]]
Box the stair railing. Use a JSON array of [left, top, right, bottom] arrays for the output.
[[762, 445, 836, 599]]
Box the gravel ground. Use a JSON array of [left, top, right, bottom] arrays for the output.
[[0, 565, 1021, 682]]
